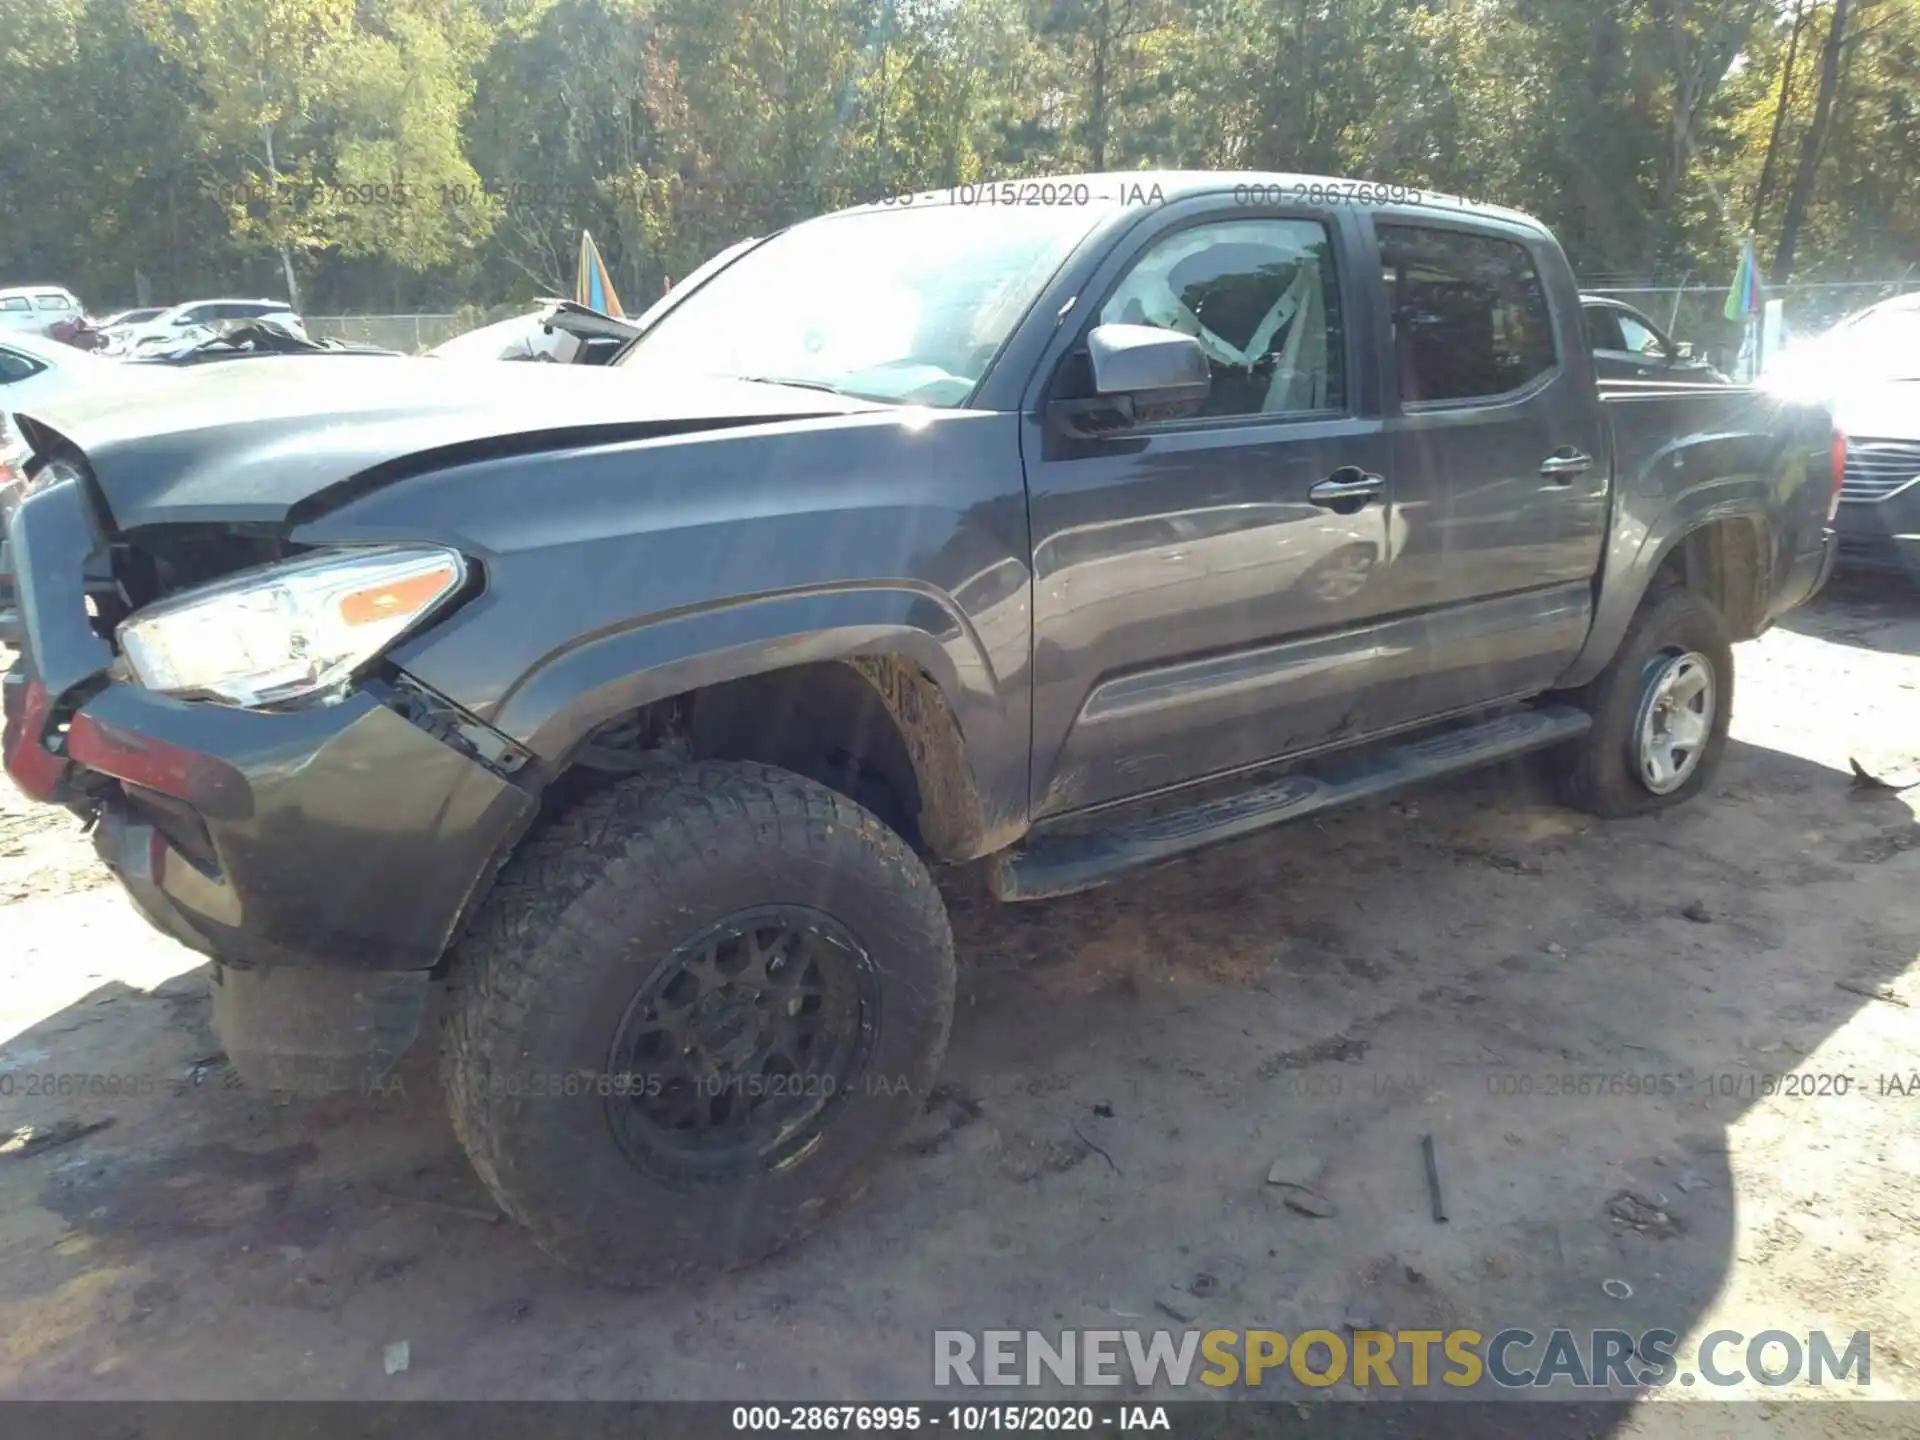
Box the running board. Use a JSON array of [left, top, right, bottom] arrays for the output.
[[992, 705, 1592, 901]]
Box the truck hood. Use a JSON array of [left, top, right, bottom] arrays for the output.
[[15, 355, 885, 531]]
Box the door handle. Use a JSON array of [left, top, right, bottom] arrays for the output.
[[1539, 448, 1592, 482], [1309, 468, 1385, 507]]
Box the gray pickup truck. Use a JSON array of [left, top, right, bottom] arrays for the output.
[[2, 173, 1838, 1284]]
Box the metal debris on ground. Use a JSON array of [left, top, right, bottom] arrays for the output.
[[1602, 1279, 1634, 1300], [0, 1117, 115, 1160], [1266, 1154, 1327, 1189], [1276, 1187, 1337, 1218], [1154, 1285, 1205, 1323], [1836, 979, 1910, 1008], [1421, 1134, 1448, 1223], [1848, 758, 1918, 794], [377, 1192, 502, 1224], [1607, 1190, 1681, 1237]]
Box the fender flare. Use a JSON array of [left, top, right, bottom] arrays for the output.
[[1560, 474, 1776, 690], [489, 584, 1008, 859]]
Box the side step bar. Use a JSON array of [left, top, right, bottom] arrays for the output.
[[992, 705, 1592, 901]]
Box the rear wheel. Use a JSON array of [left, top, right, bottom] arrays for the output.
[[1557, 588, 1734, 818], [441, 760, 954, 1284]]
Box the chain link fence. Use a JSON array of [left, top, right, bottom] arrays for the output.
[[305, 313, 478, 353]]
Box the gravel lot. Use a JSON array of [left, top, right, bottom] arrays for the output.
[[2, 574, 1917, 1431]]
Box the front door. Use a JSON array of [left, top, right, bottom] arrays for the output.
[[1024, 205, 1405, 818]]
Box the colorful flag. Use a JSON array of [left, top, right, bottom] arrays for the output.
[[576, 229, 624, 318], [1723, 235, 1762, 322]]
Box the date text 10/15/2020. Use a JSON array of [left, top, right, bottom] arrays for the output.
[[875, 179, 1427, 209]]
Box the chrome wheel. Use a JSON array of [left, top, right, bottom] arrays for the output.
[[1633, 649, 1715, 795]]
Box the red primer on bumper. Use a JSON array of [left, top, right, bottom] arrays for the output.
[[1, 676, 69, 801]]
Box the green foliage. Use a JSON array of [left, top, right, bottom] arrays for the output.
[[1, 0, 1912, 310]]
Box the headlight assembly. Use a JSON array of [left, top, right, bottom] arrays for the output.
[[116, 545, 468, 707]]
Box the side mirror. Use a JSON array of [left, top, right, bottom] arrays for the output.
[[1671, 340, 1694, 361], [1049, 323, 1210, 438]]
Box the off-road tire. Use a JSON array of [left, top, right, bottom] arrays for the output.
[[1557, 587, 1734, 818], [441, 760, 955, 1285]]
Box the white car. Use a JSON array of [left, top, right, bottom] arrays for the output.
[[119, 298, 303, 354], [96, 305, 167, 344], [0, 286, 84, 337], [0, 330, 178, 412]]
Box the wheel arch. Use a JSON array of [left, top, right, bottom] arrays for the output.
[[491, 596, 1017, 864], [1560, 497, 1774, 690]]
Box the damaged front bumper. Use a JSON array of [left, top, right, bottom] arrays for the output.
[[2, 473, 537, 975]]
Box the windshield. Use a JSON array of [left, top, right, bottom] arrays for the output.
[[616, 201, 1107, 406]]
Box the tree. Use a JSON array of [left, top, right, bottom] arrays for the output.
[[1770, 0, 1849, 283]]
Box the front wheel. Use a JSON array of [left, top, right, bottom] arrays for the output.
[[1556, 588, 1734, 818], [441, 760, 955, 1285]]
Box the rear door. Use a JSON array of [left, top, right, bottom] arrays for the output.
[[1364, 217, 1608, 719], [1022, 198, 1404, 816]]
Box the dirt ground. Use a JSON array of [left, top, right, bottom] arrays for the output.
[[3, 574, 1918, 1428]]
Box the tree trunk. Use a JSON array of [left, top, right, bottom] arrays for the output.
[[1088, 0, 1108, 171], [260, 121, 302, 310], [1751, 0, 1807, 231], [1770, 0, 1848, 285]]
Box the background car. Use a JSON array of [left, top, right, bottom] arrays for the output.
[[1580, 294, 1729, 383], [428, 300, 643, 364], [0, 285, 85, 337], [99, 306, 165, 329], [0, 329, 176, 410], [119, 297, 302, 353], [125, 314, 397, 365], [1768, 292, 1920, 581], [97, 305, 168, 346]]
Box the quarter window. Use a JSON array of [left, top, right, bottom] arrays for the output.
[[1379, 225, 1557, 404]]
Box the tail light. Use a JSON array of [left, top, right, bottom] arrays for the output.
[[1827, 429, 1846, 523]]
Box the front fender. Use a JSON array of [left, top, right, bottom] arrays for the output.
[[485, 583, 1030, 857]]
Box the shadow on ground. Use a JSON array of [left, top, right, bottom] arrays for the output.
[[3, 716, 1915, 1440]]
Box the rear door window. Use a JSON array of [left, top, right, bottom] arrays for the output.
[[33, 293, 72, 311], [1378, 225, 1558, 404]]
